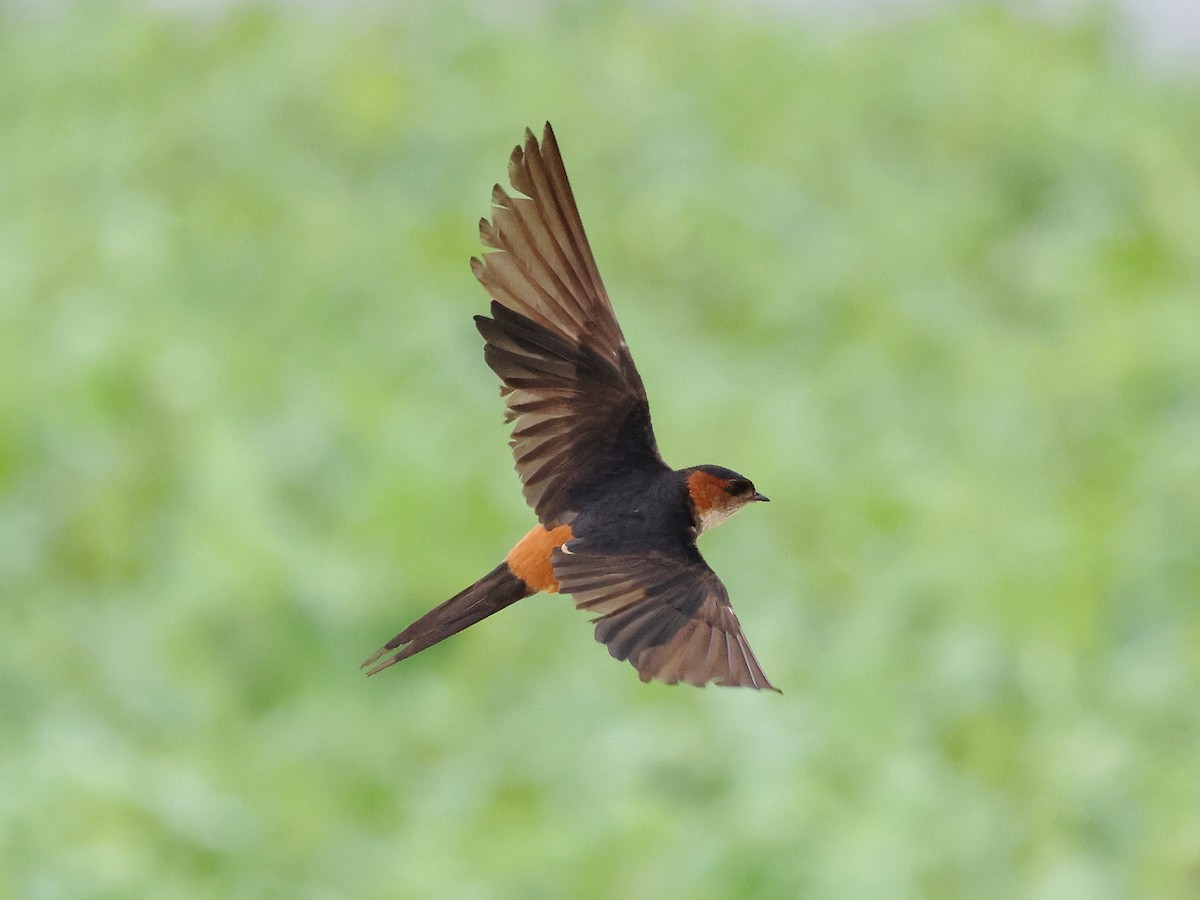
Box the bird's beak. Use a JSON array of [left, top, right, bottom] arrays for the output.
[[753, 492, 770, 503]]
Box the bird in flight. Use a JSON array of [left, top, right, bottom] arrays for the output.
[[363, 123, 776, 690]]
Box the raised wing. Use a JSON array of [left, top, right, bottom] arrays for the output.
[[553, 546, 778, 691], [472, 123, 664, 526]]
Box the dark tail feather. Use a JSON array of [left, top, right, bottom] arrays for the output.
[[362, 563, 532, 675]]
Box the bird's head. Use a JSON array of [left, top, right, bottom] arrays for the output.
[[684, 465, 769, 534]]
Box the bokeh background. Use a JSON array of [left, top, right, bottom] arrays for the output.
[[3, 1, 1199, 897]]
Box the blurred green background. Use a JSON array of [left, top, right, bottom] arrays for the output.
[[3, 2, 1199, 897]]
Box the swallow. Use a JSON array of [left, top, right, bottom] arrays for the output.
[[363, 123, 776, 691]]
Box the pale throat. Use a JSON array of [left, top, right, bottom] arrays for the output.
[[695, 503, 742, 534]]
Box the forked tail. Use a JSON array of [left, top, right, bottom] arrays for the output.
[[362, 563, 533, 675]]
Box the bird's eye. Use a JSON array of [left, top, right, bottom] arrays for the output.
[[727, 480, 752, 496]]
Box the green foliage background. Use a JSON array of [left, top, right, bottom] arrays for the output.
[[2, 2, 1198, 897]]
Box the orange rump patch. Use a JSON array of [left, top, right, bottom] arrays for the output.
[[505, 523, 574, 593], [686, 470, 731, 512]]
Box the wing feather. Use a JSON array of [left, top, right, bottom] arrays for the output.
[[474, 124, 664, 525], [553, 548, 778, 691]]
